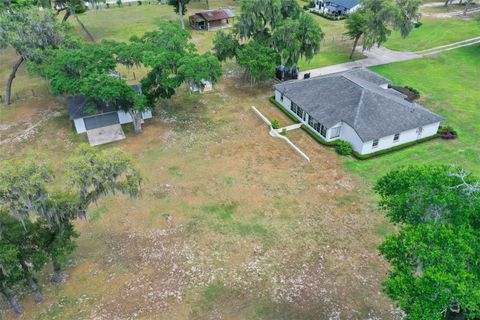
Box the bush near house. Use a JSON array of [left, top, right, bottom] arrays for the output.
[[270, 98, 441, 160], [335, 140, 353, 155], [438, 125, 458, 140], [271, 119, 281, 129], [309, 10, 347, 21]]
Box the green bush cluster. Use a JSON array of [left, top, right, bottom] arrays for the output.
[[438, 124, 458, 140], [309, 10, 347, 21], [271, 119, 281, 129], [335, 140, 353, 155]]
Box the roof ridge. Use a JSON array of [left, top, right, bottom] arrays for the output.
[[353, 89, 366, 127]]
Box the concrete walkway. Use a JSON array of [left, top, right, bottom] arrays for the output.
[[300, 36, 480, 77], [299, 46, 420, 78], [251, 106, 310, 162]]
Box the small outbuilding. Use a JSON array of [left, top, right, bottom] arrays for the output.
[[274, 68, 443, 155], [67, 84, 152, 146], [189, 8, 235, 31]]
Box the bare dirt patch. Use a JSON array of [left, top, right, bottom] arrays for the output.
[[1, 76, 396, 319]]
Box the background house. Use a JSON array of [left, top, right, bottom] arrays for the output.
[[189, 9, 235, 31], [67, 84, 152, 146], [313, 0, 359, 15], [274, 68, 443, 155]]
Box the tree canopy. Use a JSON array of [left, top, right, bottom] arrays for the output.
[[344, 0, 421, 59], [0, 6, 66, 105], [375, 164, 480, 319], [0, 145, 142, 314], [236, 40, 279, 85]]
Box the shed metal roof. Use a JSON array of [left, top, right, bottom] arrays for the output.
[[191, 8, 235, 22], [67, 84, 141, 120]]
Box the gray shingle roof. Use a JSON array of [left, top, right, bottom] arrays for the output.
[[274, 68, 443, 142], [327, 0, 358, 9], [67, 84, 141, 120]]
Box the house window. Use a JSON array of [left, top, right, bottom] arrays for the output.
[[280, 94, 284, 102], [393, 133, 400, 142], [330, 126, 341, 138], [308, 116, 327, 138], [372, 139, 379, 148], [291, 103, 305, 120]]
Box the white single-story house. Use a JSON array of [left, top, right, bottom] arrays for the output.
[[274, 68, 443, 155], [67, 84, 152, 146], [314, 0, 360, 15]]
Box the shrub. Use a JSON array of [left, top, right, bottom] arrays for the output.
[[335, 140, 353, 156], [309, 10, 347, 21], [116, 0, 122, 7], [106, 3, 110, 8], [280, 128, 287, 136], [414, 21, 422, 28], [138, 0, 142, 4], [438, 125, 458, 140], [271, 119, 281, 129]]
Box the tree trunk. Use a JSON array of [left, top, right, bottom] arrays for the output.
[[62, 9, 71, 22], [29, 278, 43, 303], [72, 10, 95, 42], [205, 0, 209, 9], [51, 258, 64, 283], [1, 287, 22, 315], [350, 34, 361, 59], [4, 56, 24, 107], [129, 110, 143, 134], [444, 0, 450, 6], [463, 0, 470, 15], [20, 260, 43, 303], [179, 2, 185, 29]]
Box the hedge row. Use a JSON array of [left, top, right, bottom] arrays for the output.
[[269, 97, 440, 160], [309, 10, 347, 21], [352, 134, 440, 160], [269, 97, 301, 123]]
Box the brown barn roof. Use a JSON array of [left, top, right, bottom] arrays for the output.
[[190, 8, 235, 22]]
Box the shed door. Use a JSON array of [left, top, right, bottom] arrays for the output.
[[84, 112, 120, 130]]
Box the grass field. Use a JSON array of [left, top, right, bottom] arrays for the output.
[[298, 14, 365, 70], [384, 15, 480, 51], [0, 73, 396, 318], [345, 45, 480, 182], [1, 2, 479, 318], [67, 3, 362, 70]]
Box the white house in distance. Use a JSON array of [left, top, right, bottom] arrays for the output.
[[313, 0, 360, 15], [274, 68, 443, 155], [67, 84, 152, 146]]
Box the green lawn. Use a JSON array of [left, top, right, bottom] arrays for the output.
[[299, 14, 364, 70], [384, 16, 480, 51], [344, 45, 480, 183]]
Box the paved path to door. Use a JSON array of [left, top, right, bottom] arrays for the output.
[[299, 36, 480, 78]]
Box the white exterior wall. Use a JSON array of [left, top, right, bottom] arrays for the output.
[[117, 110, 153, 124], [74, 118, 87, 134], [72, 110, 153, 134], [361, 122, 440, 155], [338, 122, 364, 153], [274, 90, 441, 155]]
